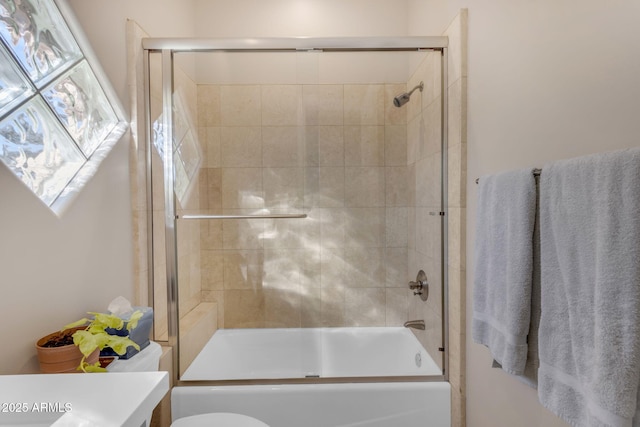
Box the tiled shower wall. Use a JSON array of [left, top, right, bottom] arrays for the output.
[[195, 82, 420, 330]]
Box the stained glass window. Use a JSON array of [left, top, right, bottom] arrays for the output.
[[0, 0, 126, 214]]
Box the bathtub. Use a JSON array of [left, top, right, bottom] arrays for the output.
[[173, 327, 450, 427], [181, 327, 442, 380]]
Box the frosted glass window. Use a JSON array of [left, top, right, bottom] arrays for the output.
[[152, 91, 202, 206], [43, 60, 118, 157], [0, 45, 33, 116], [0, 0, 126, 214], [0, 0, 82, 87], [0, 97, 85, 205]]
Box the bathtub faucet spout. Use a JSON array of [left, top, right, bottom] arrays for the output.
[[404, 320, 425, 330]]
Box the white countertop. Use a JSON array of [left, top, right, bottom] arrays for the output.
[[0, 371, 169, 427]]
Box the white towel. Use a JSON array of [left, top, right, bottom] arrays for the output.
[[472, 168, 537, 375], [538, 147, 640, 427]]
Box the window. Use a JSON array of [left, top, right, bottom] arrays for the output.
[[0, 0, 126, 215]]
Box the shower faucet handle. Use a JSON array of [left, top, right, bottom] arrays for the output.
[[408, 270, 429, 302]]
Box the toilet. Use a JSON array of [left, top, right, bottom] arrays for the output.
[[171, 412, 269, 427]]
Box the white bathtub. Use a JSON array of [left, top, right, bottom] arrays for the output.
[[181, 327, 442, 380], [173, 327, 450, 427], [172, 382, 451, 427]]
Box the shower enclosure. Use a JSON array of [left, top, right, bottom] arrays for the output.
[[141, 36, 450, 386]]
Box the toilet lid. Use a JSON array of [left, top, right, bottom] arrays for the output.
[[172, 412, 269, 427]]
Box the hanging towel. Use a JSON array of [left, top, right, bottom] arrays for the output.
[[538, 147, 640, 427], [472, 168, 537, 376], [492, 175, 542, 388]]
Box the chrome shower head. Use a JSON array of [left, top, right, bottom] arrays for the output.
[[393, 81, 424, 108]]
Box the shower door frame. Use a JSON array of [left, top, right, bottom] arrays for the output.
[[142, 36, 450, 386]]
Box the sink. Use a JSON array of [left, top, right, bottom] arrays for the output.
[[0, 371, 169, 427]]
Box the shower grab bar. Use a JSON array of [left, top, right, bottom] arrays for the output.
[[178, 213, 307, 220]]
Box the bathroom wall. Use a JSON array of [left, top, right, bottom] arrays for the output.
[[195, 80, 413, 330], [0, 0, 195, 375], [410, 1, 640, 426]]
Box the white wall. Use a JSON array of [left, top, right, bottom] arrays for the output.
[[0, 0, 199, 374], [0, 139, 134, 374], [412, 0, 640, 426], [66, 0, 198, 106], [194, 0, 409, 38]]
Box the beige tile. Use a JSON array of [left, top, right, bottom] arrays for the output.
[[407, 163, 416, 207], [200, 127, 221, 168], [344, 125, 385, 166], [179, 303, 217, 375], [306, 168, 345, 208], [297, 209, 322, 251], [343, 247, 385, 288], [385, 247, 409, 288], [221, 213, 264, 249], [200, 218, 223, 250], [300, 248, 322, 289], [198, 168, 221, 212], [448, 207, 466, 269], [420, 99, 442, 160], [264, 289, 302, 328], [318, 126, 344, 166], [422, 52, 442, 109], [385, 83, 407, 125], [320, 248, 346, 288], [408, 207, 416, 251], [344, 288, 386, 326], [386, 207, 408, 248], [318, 167, 345, 208], [344, 207, 385, 248], [221, 168, 263, 209], [448, 78, 463, 148], [385, 125, 407, 166], [263, 126, 303, 167], [263, 212, 306, 249], [201, 290, 225, 329], [223, 250, 264, 290], [304, 126, 320, 167], [407, 114, 420, 164], [201, 249, 224, 291], [386, 288, 409, 326], [303, 84, 343, 125], [197, 85, 221, 127], [321, 287, 345, 327], [261, 85, 302, 126], [448, 141, 467, 209], [415, 154, 440, 208], [262, 248, 303, 292], [263, 167, 304, 210], [220, 85, 261, 126], [415, 207, 440, 258], [345, 167, 385, 207], [220, 126, 262, 167], [444, 10, 468, 84], [385, 166, 408, 207], [319, 208, 346, 248], [344, 84, 385, 125], [224, 289, 265, 328]]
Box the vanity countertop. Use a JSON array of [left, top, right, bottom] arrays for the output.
[[0, 371, 169, 426]]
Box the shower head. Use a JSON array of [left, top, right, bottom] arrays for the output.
[[393, 81, 424, 108]]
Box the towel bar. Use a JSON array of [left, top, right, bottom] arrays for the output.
[[178, 214, 307, 220], [475, 168, 541, 184]]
